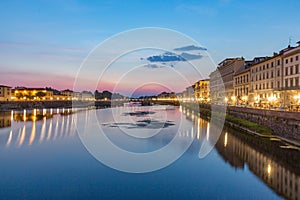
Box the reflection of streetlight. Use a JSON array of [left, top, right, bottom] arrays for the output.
[[224, 97, 228, 103], [267, 163, 272, 176]]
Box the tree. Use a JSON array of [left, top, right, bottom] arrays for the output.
[[36, 92, 46, 100]]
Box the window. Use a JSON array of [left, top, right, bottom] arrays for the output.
[[263, 65, 265, 70], [296, 56, 299, 61], [290, 78, 293, 87], [285, 79, 288, 87], [291, 57, 293, 63], [260, 66, 262, 71], [277, 60, 280, 65], [271, 71, 274, 78], [290, 66, 293, 75], [277, 70, 280, 76], [266, 83, 269, 89], [286, 59, 288, 64], [271, 82, 273, 88], [296, 77, 299, 87], [267, 63, 269, 69], [266, 73, 269, 79], [296, 64, 299, 74], [286, 67, 289, 76], [271, 62, 274, 67], [278, 81, 280, 88]]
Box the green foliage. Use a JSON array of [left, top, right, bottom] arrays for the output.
[[197, 106, 273, 135]]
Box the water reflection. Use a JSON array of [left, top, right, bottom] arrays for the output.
[[183, 107, 300, 200], [0, 109, 78, 148], [216, 130, 300, 200]]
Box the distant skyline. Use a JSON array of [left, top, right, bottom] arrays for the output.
[[1, 0, 300, 95]]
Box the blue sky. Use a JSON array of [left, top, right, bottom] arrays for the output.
[[1, 0, 300, 94]]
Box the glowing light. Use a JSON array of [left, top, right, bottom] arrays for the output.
[[6, 130, 13, 147], [206, 122, 210, 140], [23, 109, 26, 122], [267, 163, 272, 175], [29, 121, 36, 145], [197, 118, 201, 140], [19, 125, 26, 147], [231, 96, 236, 101], [224, 132, 228, 147], [11, 110, 14, 121]]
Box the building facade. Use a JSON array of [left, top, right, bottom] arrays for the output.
[[248, 56, 282, 108], [14, 87, 54, 100], [210, 58, 245, 105], [0, 85, 12, 101], [281, 42, 300, 110], [194, 79, 210, 102]]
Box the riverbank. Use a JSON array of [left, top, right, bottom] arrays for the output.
[[0, 100, 112, 111], [182, 102, 300, 145]]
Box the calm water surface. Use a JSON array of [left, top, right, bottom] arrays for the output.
[[0, 106, 299, 199]]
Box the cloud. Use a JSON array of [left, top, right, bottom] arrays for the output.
[[174, 45, 207, 51], [145, 52, 202, 63], [143, 64, 168, 68]]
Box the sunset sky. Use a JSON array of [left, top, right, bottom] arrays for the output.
[[1, 0, 300, 95]]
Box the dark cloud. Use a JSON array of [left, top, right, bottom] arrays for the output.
[[145, 52, 202, 63], [173, 45, 207, 51]]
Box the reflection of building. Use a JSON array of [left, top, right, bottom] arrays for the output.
[[216, 130, 300, 200], [0, 85, 12, 101], [1, 109, 77, 148], [194, 79, 210, 102], [0, 112, 11, 128]]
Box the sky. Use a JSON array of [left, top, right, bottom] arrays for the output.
[[1, 0, 300, 95]]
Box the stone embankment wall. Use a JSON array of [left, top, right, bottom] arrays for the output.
[[181, 102, 300, 141], [228, 107, 300, 141], [0, 101, 94, 111]]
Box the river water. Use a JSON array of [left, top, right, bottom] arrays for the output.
[[0, 106, 299, 199]]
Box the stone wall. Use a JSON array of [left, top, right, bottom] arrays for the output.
[[228, 107, 300, 141], [0, 101, 94, 111]]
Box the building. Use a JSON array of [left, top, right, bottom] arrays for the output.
[[14, 87, 54, 100], [210, 58, 245, 105], [81, 91, 95, 101], [249, 53, 284, 108], [61, 89, 73, 98], [281, 42, 300, 110], [194, 79, 210, 102], [248, 42, 300, 109], [0, 85, 12, 101], [234, 64, 250, 105], [209, 69, 223, 104], [184, 85, 195, 101]]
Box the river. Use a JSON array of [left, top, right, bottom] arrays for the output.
[[0, 106, 299, 199]]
